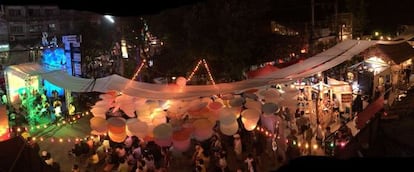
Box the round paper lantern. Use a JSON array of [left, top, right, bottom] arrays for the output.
[[145, 100, 160, 111], [229, 97, 245, 107], [154, 137, 172, 147], [241, 109, 261, 122], [230, 107, 242, 118], [94, 100, 112, 108], [220, 122, 239, 136], [108, 131, 127, 143], [219, 110, 237, 125], [208, 101, 223, 111], [262, 102, 280, 114], [242, 92, 258, 100], [188, 101, 208, 114], [115, 94, 134, 103], [107, 117, 127, 143], [135, 104, 150, 115], [241, 109, 260, 131], [90, 117, 108, 133], [242, 118, 258, 131], [193, 119, 214, 141], [152, 111, 167, 126], [181, 122, 194, 134], [176, 76, 187, 87], [91, 107, 108, 118], [172, 129, 192, 152], [260, 114, 277, 132], [107, 117, 126, 134], [245, 100, 262, 112], [153, 124, 173, 140], [193, 129, 213, 141], [126, 118, 139, 136], [99, 93, 115, 100], [260, 89, 280, 98], [138, 114, 152, 124], [135, 121, 149, 138]]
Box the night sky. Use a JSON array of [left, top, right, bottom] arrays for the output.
[[2, 0, 414, 32]]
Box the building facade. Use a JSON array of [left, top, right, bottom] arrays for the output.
[[0, 5, 102, 65]]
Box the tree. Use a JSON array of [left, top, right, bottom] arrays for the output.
[[147, 0, 275, 81]]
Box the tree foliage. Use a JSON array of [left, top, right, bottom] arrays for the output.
[[147, 0, 275, 81]]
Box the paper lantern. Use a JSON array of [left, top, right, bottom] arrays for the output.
[[99, 93, 115, 100], [108, 131, 127, 143], [230, 107, 242, 118], [138, 114, 152, 124], [193, 119, 214, 141], [176, 76, 187, 87], [91, 107, 108, 118], [94, 100, 112, 108], [229, 97, 245, 107], [208, 101, 223, 111], [242, 92, 258, 100], [260, 89, 280, 98], [245, 100, 262, 112], [172, 129, 192, 152], [135, 121, 149, 138], [115, 94, 135, 104], [193, 129, 213, 141], [90, 117, 108, 133], [153, 124, 173, 139], [135, 104, 150, 115], [154, 137, 172, 147], [122, 107, 136, 118], [242, 118, 258, 131], [220, 122, 239, 136], [152, 111, 167, 126], [125, 118, 138, 136], [219, 110, 237, 125], [107, 117, 126, 134], [260, 114, 277, 132], [241, 109, 261, 122], [181, 122, 194, 134], [188, 101, 208, 114], [262, 102, 280, 114], [108, 116, 127, 143], [241, 109, 260, 131]]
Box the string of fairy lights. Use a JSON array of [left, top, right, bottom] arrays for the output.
[[254, 121, 341, 152], [8, 111, 90, 136], [187, 59, 216, 85], [6, 109, 343, 153]]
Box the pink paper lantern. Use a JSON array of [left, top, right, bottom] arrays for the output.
[[107, 117, 126, 134], [90, 117, 108, 133], [176, 76, 187, 87]]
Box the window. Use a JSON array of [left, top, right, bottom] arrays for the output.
[[29, 25, 41, 33], [10, 26, 24, 34], [48, 23, 56, 31], [8, 9, 22, 17], [45, 9, 56, 16], [27, 9, 41, 16]]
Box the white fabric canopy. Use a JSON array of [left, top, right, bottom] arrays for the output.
[[6, 37, 414, 100]]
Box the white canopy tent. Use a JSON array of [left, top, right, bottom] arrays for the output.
[[6, 35, 414, 100]]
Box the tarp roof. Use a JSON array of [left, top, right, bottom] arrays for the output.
[[6, 34, 414, 100], [247, 64, 279, 79], [377, 42, 414, 64]]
